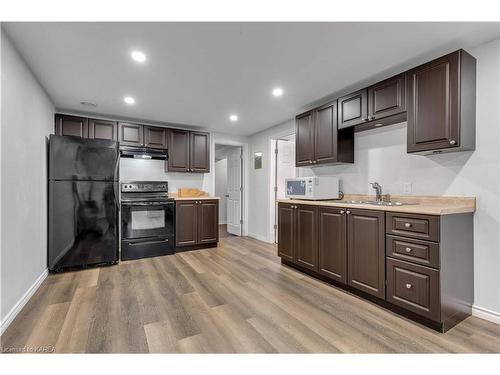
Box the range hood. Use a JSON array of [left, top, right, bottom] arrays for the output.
[[119, 145, 168, 160]]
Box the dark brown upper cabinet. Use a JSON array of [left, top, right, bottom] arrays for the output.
[[55, 114, 89, 138], [407, 50, 476, 154], [296, 103, 354, 167], [118, 122, 144, 146], [338, 89, 368, 129], [144, 126, 167, 149], [88, 118, 117, 141], [167, 129, 190, 172], [318, 206, 347, 284], [295, 110, 315, 166], [190, 131, 210, 173], [347, 208, 385, 299], [367, 73, 406, 122]]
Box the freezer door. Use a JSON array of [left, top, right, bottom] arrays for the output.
[[49, 135, 119, 181], [48, 180, 119, 271]]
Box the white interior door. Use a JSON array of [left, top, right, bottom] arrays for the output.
[[227, 147, 242, 236]]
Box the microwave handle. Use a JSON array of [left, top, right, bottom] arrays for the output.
[[338, 191, 344, 200]]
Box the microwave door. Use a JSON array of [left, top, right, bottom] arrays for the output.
[[287, 180, 307, 197]]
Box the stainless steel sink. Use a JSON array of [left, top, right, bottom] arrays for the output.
[[337, 200, 417, 206]]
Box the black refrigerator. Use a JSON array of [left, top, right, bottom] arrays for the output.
[[48, 135, 119, 272]]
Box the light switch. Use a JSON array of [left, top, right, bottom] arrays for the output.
[[403, 182, 412, 194]]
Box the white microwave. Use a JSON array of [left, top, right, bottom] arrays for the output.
[[285, 176, 340, 200]]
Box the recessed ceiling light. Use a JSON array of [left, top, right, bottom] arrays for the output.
[[131, 50, 146, 63], [80, 101, 97, 107], [229, 114, 238, 122], [272, 87, 284, 97], [124, 96, 136, 105]]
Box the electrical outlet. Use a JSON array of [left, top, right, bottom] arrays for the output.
[[403, 182, 412, 195]]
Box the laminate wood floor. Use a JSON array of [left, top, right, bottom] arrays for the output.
[[2, 235, 500, 353]]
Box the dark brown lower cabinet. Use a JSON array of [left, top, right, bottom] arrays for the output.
[[175, 199, 218, 248], [277, 203, 295, 262], [347, 209, 385, 299], [295, 205, 318, 271], [318, 207, 347, 283]]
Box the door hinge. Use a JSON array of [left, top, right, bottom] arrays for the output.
[[240, 219, 243, 224], [273, 224, 277, 229], [240, 187, 243, 192], [275, 148, 278, 154], [274, 186, 278, 192]]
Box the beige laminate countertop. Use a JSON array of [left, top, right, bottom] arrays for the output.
[[277, 195, 476, 216], [171, 196, 221, 201]]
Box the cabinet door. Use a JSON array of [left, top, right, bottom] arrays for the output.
[[314, 102, 338, 165], [144, 126, 167, 149], [167, 129, 190, 172], [368, 73, 406, 121], [175, 201, 198, 247], [198, 200, 219, 244], [190, 131, 210, 173], [338, 89, 368, 129], [55, 114, 88, 138], [407, 51, 460, 153], [318, 207, 347, 283], [347, 208, 385, 299], [295, 111, 315, 166], [119, 122, 144, 146], [295, 205, 318, 271], [89, 118, 117, 141], [277, 203, 295, 262]]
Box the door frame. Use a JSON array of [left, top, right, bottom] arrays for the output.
[[211, 141, 246, 236], [269, 132, 296, 243]]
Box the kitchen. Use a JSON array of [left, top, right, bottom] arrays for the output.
[[1, 14, 500, 369]]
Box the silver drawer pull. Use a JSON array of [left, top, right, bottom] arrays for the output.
[[404, 223, 412, 228], [406, 283, 412, 289], [405, 247, 412, 253]]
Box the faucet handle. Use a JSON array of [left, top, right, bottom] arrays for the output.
[[370, 182, 380, 188]]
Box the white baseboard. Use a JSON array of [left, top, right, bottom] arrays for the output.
[[0, 268, 48, 336], [472, 305, 500, 325], [247, 232, 273, 243]]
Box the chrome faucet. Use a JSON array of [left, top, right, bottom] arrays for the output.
[[370, 182, 383, 202]]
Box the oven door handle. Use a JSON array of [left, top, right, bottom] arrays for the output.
[[127, 238, 170, 246], [121, 202, 173, 206]]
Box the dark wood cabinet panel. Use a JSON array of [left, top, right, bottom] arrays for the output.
[[407, 50, 476, 154], [190, 132, 210, 173], [277, 203, 295, 263], [338, 89, 368, 129], [175, 201, 198, 247], [88, 118, 117, 141], [55, 114, 88, 138], [368, 73, 406, 121], [295, 111, 315, 166], [295, 205, 318, 271], [119, 122, 144, 146], [167, 129, 190, 172], [386, 258, 440, 322], [314, 102, 338, 165], [198, 200, 219, 244], [144, 126, 167, 149], [347, 208, 385, 299], [386, 235, 440, 269], [386, 212, 439, 242], [318, 207, 347, 283]]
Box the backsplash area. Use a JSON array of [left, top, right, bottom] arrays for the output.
[[120, 158, 211, 193]]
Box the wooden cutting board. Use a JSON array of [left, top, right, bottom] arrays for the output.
[[177, 188, 209, 197]]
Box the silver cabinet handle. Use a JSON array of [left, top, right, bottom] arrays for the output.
[[346, 210, 351, 214], [449, 140, 456, 145], [312, 160, 317, 164], [406, 283, 413, 289], [404, 223, 412, 228], [340, 210, 345, 214], [405, 247, 412, 253]]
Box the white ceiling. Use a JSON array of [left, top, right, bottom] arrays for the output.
[[3, 22, 500, 136]]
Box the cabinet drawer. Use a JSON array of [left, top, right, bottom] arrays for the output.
[[386, 258, 440, 322], [386, 212, 439, 242], [386, 235, 439, 269]]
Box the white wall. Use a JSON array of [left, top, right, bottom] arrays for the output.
[[0, 29, 55, 332], [247, 38, 500, 317], [215, 158, 228, 224]]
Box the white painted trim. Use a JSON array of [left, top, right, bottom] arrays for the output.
[[0, 268, 48, 335], [472, 305, 500, 325], [247, 232, 273, 243]]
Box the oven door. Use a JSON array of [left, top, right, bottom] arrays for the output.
[[121, 201, 174, 240]]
